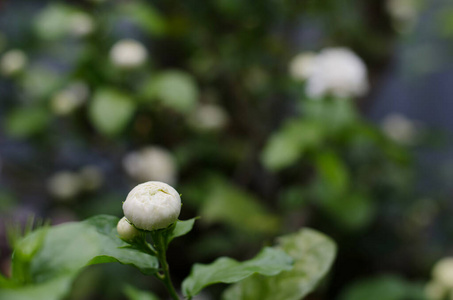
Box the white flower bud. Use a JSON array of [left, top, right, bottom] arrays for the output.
[[110, 39, 148, 69], [117, 216, 140, 241], [0, 49, 27, 76], [123, 181, 181, 231], [433, 258, 453, 288]]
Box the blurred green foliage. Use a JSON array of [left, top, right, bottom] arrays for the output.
[[0, 0, 443, 299]]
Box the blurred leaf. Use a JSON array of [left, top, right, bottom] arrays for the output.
[[339, 275, 426, 300], [123, 285, 160, 300], [200, 176, 280, 235], [313, 151, 376, 229], [223, 228, 337, 300], [141, 70, 198, 114], [182, 247, 293, 298], [119, 2, 166, 36], [319, 191, 376, 230], [279, 186, 307, 210], [303, 98, 357, 132], [34, 4, 72, 40], [4, 107, 50, 138], [315, 151, 349, 196], [261, 119, 324, 171], [438, 9, 453, 37], [0, 276, 74, 300], [21, 64, 65, 99], [2, 215, 158, 300], [0, 190, 15, 211], [12, 225, 48, 284], [89, 89, 136, 136]]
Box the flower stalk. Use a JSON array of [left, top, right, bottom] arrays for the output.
[[152, 231, 180, 300]]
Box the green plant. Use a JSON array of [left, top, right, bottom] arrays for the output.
[[0, 182, 336, 300]]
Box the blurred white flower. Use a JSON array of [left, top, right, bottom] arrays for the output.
[[79, 165, 103, 191], [123, 181, 181, 231], [190, 103, 229, 132], [387, 0, 418, 32], [433, 258, 453, 288], [381, 113, 418, 145], [303, 47, 368, 99], [117, 216, 140, 241], [123, 146, 177, 185], [51, 82, 89, 115], [0, 49, 27, 76], [47, 171, 82, 200], [69, 12, 95, 37], [425, 280, 447, 300], [288, 52, 316, 81], [110, 39, 148, 69]]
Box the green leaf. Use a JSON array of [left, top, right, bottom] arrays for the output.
[[21, 64, 65, 99], [261, 119, 324, 171], [302, 97, 358, 132], [182, 247, 293, 298], [315, 151, 349, 196], [312, 151, 375, 230], [34, 4, 72, 40], [89, 89, 136, 136], [4, 108, 50, 138], [200, 176, 280, 235], [123, 284, 160, 300], [339, 275, 425, 300], [222, 228, 337, 300], [3, 215, 158, 300], [12, 225, 49, 284], [316, 189, 376, 230], [141, 70, 198, 114], [118, 2, 166, 36], [166, 218, 198, 245], [0, 276, 74, 300]]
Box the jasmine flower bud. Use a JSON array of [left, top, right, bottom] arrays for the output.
[[123, 181, 181, 231], [117, 217, 140, 241]]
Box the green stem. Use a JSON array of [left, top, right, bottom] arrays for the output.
[[153, 232, 180, 300]]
